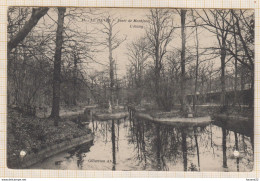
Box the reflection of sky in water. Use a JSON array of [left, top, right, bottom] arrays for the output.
[[31, 118, 254, 171]]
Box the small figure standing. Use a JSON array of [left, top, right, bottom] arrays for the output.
[[115, 99, 119, 109], [108, 100, 112, 113], [186, 104, 193, 118]]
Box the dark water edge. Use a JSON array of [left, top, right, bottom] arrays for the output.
[[31, 117, 254, 171]]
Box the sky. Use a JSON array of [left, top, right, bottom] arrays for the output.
[[25, 7, 248, 79], [73, 8, 218, 78]]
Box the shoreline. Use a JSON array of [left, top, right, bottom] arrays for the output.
[[8, 133, 94, 169], [7, 107, 94, 169], [128, 104, 253, 126]]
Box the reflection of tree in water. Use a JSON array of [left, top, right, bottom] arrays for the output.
[[75, 143, 92, 169], [193, 127, 200, 171], [91, 121, 110, 143], [212, 118, 254, 170], [127, 118, 150, 169], [127, 118, 207, 171], [234, 132, 239, 172], [222, 124, 228, 169], [91, 119, 124, 144], [111, 120, 116, 170], [64, 142, 93, 169], [88, 118, 253, 171], [215, 121, 253, 171], [181, 129, 187, 171], [90, 119, 125, 170]]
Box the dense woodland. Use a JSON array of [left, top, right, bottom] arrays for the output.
[[7, 7, 254, 124]]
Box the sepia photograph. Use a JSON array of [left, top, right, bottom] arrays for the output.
[[7, 7, 254, 172]]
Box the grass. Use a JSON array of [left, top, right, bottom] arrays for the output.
[[7, 107, 92, 167]]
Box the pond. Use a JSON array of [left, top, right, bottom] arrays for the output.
[[31, 116, 254, 171]]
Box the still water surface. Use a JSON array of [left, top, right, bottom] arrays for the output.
[[31, 117, 254, 171]]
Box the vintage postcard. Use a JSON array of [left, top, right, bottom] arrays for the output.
[[4, 4, 255, 175]]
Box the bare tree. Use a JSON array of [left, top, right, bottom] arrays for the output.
[[126, 37, 149, 104], [146, 9, 174, 108], [7, 7, 54, 112], [231, 11, 239, 106], [229, 10, 254, 71], [197, 10, 232, 112], [127, 37, 149, 87], [99, 15, 126, 108], [50, 7, 66, 126], [8, 7, 49, 53], [191, 10, 200, 112], [180, 9, 187, 112], [228, 10, 254, 108], [197, 9, 254, 109]]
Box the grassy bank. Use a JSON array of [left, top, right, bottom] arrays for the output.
[[129, 103, 253, 119], [7, 107, 92, 168]]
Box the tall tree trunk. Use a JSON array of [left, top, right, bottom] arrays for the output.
[[73, 52, 78, 105], [50, 7, 66, 126], [114, 63, 119, 104], [249, 75, 254, 109], [220, 44, 227, 112], [233, 15, 238, 107], [155, 69, 161, 107], [109, 30, 114, 107], [234, 58, 238, 105], [154, 23, 161, 107], [180, 10, 187, 112], [240, 64, 245, 91], [192, 11, 199, 113], [153, 9, 162, 108]]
